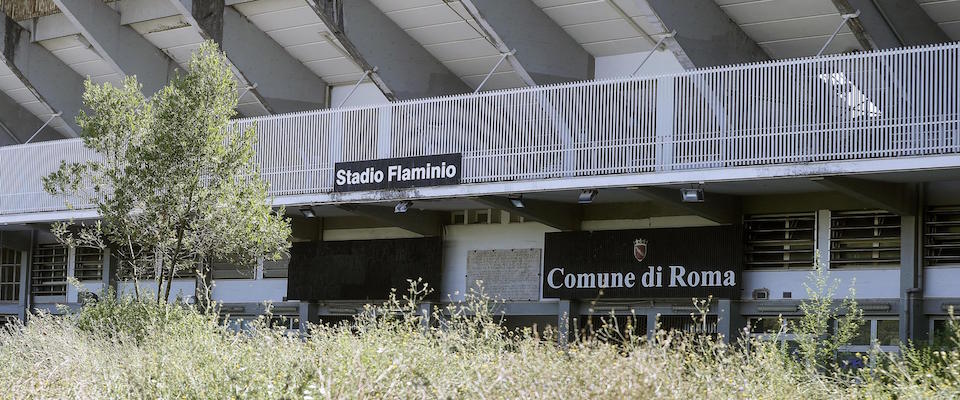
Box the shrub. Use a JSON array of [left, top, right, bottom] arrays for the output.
[[0, 285, 958, 399]]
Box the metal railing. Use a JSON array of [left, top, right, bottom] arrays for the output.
[[1, 42, 959, 216]]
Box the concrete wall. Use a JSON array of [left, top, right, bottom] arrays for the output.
[[329, 82, 390, 109], [594, 50, 685, 80], [743, 269, 901, 301], [212, 279, 286, 303]]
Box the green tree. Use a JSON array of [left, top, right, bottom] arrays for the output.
[[43, 41, 290, 307], [791, 251, 864, 370]]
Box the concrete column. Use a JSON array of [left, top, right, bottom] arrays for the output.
[[101, 248, 114, 297], [18, 249, 28, 320], [298, 301, 319, 336], [419, 301, 432, 331], [817, 209, 832, 269], [716, 299, 744, 343], [655, 77, 674, 171], [557, 300, 574, 347], [900, 206, 926, 342], [65, 246, 77, 303], [19, 231, 34, 320], [646, 311, 659, 341]]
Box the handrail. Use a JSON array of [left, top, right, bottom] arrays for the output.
[[1, 41, 959, 216]]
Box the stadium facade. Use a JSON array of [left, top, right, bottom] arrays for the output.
[[0, 0, 959, 347]]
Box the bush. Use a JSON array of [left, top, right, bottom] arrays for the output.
[[0, 286, 958, 399]]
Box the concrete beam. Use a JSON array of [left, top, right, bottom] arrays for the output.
[[169, 0, 329, 113], [640, 0, 768, 68], [52, 0, 178, 95], [812, 176, 916, 215], [289, 216, 322, 242], [474, 196, 580, 231], [0, 90, 59, 145], [630, 187, 740, 224], [461, 0, 593, 85], [337, 0, 470, 99], [336, 204, 442, 237], [304, 0, 395, 101], [0, 14, 83, 137], [839, 0, 950, 49]]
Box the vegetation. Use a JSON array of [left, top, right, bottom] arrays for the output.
[[42, 41, 290, 305], [17, 34, 958, 400], [0, 282, 954, 399]]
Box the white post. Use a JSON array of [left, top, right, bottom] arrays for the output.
[[655, 77, 675, 171], [376, 106, 392, 158], [817, 209, 832, 269]]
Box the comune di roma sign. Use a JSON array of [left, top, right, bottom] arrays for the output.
[[542, 226, 742, 299], [333, 153, 462, 192]]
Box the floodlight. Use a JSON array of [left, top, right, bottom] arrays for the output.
[[578, 189, 598, 204], [680, 188, 704, 203], [394, 201, 413, 213], [299, 205, 316, 218]]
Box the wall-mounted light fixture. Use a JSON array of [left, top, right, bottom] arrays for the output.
[[394, 201, 413, 214], [578, 189, 598, 204]]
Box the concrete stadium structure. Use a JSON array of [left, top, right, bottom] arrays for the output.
[[0, 0, 959, 348]]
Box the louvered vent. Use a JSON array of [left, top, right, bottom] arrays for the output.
[[744, 214, 816, 269], [830, 211, 900, 268]]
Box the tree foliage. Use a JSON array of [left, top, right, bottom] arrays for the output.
[[43, 41, 290, 305]]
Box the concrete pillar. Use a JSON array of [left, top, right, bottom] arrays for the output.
[[419, 301, 432, 331], [646, 311, 659, 341], [557, 300, 574, 347], [65, 246, 77, 303], [716, 299, 744, 343], [817, 209, 832, 269], [900, 199, 926, 342], [298, 301, 319, 336], [101, 248, 114, 296], [19, 231, 34, 320]]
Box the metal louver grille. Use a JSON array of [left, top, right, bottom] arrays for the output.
[[924, 207, 960, 266], [31, 244, 66, 296], [0, 248, 20, 302], [744, 214, 816, 269], [74, 247, 103, 281], [830, 211, 900, 268]]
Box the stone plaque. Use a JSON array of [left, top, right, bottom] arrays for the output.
[[466, 249, 541, 301]]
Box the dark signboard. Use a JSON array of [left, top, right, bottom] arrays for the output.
[[287, 237, 442, 301], [333, 153, 462, 192], [542, 226, 742, 300]]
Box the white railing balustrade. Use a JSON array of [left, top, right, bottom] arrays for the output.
[[1, 42, 958, 215]]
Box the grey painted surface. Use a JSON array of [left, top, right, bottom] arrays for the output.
[[340, 0, 469, 99], [221, 6, 328, 112], [900, 186, 927, 342], [467, 0, 593, 84], [0, 15, 84, 137], [170, 0, 327, 113], [0, 90, 58, 145], [847, 0, 950, 48], [646, 0, 768, 68], [336, 204, 441, 236], [53, 0, 178, 95]]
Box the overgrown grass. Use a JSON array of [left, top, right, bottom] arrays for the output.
[[0, 287, 958, 399]]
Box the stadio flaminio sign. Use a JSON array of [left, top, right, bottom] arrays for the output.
[[333, 153, 462, 192], [541, 226, 742, 299]]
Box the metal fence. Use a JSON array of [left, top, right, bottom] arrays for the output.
[[1, 42, 958, 215]]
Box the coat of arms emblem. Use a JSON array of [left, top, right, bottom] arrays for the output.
[[633, 239, 648, 262]]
